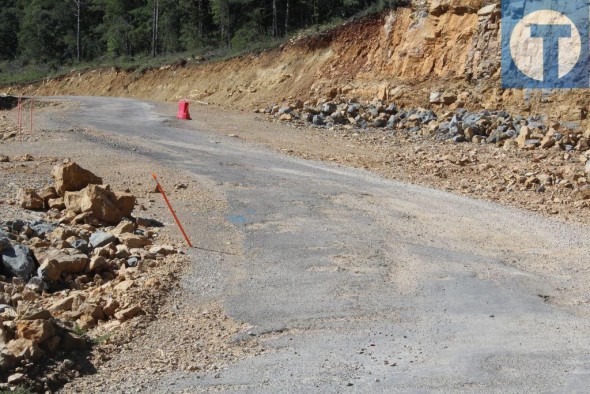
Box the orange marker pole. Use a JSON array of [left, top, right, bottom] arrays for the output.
[[152, 173, 193, 247]]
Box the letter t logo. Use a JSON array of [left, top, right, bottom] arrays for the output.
[[530, 24, 572, 82]]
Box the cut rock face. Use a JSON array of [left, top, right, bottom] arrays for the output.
[[52, 162, 103, 196]]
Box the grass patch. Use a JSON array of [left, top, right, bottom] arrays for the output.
[[72, 324, 87, 337], [91, 333, 113, 345], [0, 386, 33, 394]]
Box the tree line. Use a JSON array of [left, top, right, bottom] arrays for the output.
[[0, 0, 404, 67]]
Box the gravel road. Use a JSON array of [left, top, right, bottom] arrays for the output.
[[50, 97, 590, 392]]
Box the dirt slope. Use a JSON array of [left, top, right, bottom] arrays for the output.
[[5, 0, 588, 123]]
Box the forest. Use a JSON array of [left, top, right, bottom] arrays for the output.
[[0, 0, 405, 70]]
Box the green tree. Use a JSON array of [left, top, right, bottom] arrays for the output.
[[0, 0, 20, 60], [18, 0, 76, 64], [179, 0, 210, 51]]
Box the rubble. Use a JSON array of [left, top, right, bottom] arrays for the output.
[[264, 98, 589, 157], [0, 161, 186, 391]]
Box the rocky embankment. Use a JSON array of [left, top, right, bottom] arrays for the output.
[[0, 161, 185, 391], [264, 97, 590, 155], [258, 96, 590, 219]]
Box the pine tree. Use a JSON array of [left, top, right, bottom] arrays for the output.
[[19, 0, 76, 64], [0, 0, 20, 60]]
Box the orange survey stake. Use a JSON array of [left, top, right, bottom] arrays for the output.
[[152, 173, 193, 248]]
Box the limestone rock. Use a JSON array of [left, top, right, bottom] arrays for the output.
[[17, 189, 44, 210], [38, 254, 89, 281], [429, 91, 442, 104], [114, 305, 145, 322], [16, 302, 52, 320], [377, 85, 388, 101], [114, 280, 134, 292], [516, 126, 531, 148], [65, 185, 135, 224], [16, 319, 55, 343], [88, 256, 109, 272], [52, 162, 103, 196], [113, 191, 136, 217], [49, 296, 75, 313], [541, 128, 556, 149], [103, 299, 120, 317], [114, 245, 130, 259], [110, 220, 136, 237], [48, 226, 77, 242], [77, 302, 104, 321], [38, 187, 59, 205], [118, 233, 150, 249], [149, 245, 176, 256], [5, 338, 44, 360], [48, 197, 66, 210]]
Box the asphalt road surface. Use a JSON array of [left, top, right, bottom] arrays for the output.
[[52, 97, 590, 392]]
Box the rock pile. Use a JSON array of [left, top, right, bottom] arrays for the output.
[[0, 162, 183, 391], [262, 99, 589, 154]]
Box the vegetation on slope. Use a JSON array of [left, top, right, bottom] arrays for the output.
[[0, 0, 407, 86]]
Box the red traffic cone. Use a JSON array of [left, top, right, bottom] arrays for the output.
[[177, 100, 191, 120]]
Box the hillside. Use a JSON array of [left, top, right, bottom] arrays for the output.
[[4, 1, 587, 124]]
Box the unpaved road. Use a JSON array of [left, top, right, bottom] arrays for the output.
[[49, 97, 590, 392]]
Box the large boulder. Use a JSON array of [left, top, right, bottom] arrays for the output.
[[0, 244, 36, 280], [64, 185, 136, 224], [52, 162, 103, 196]]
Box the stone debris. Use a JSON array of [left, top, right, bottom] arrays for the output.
[[265, 98, 588, 156], [0, 162, 185, 391]]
